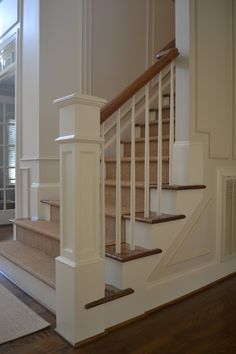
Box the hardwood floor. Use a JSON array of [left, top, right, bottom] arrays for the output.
[[0, 226, 236, 353]]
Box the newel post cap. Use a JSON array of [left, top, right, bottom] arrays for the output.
[[53, 93, 107, 108]]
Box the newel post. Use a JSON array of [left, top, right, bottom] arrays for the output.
[[54, 94, 107, 346]]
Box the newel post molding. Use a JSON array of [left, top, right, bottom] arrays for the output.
[[54, 93, 107, 346]]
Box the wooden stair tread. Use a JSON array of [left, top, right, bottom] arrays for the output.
[[85, 284, 134, 309], [136, 118, 171, 127], [105, 243, 162, 262], [105, 205, 143, 218], [14, 219, 60, 240], [0, 240, 55, 288], [105, 180, 148, 189], [40, 200, 60, 208], [105, 181, 206, 190], [121, 135, 169, 144], [123, 212, 185, 224], [152, 183, 206, 190], [149, 105, 171, 112], [105, 156, 169, 163]]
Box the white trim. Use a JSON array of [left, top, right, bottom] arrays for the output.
[[216, 167, 236, 262], [20, 157, 59, 162], [18, 167, 30, 218], [55, 135, 103, 145], [54, 93, 106, 108]]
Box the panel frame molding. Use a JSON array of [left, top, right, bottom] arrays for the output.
[[190, 0, 234, 160], [216, 167, 236, 262]]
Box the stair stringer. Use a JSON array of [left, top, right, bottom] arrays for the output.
[[143, 196, 229, 312]]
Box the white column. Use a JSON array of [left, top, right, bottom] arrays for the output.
[[54, 93, 107, 346]]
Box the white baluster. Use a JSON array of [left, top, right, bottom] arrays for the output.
[[169, 61, 175, 186], [157, 72, 163, 215], [100, 123, 105, 257], [130, 96, 136, 250], [116, 109, 121, 253], [144, 84, 150, 218]]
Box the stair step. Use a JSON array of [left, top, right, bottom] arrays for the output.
[[14, 219, 60, 258], [105, 157, 169, 182], [160, 184, 206, 190], [122, 136, 170, 158], [85, 284, 134, 309], [0, 240, 55, 288], [106, 183, 145, 210], [122, 135, 169, 144], [137, 119, 172, 137], [40, 200, 60, 208], [105, 243, 162, 262], [105, 156, 169, 163], [105, 205, 144, 218], [14, 219, 60, 240], [41, 200, 60, 223], [149, 106, 172, 118], [123, 212, 186, 224]]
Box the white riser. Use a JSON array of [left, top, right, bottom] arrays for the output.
[[125, 188, 204, 250], [0, 256, 56, 313], [150, 188, 204, 216], [105, 254, 161, 328], [125, 218, 185, 250]]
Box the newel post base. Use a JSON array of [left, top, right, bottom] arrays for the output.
[[54, 94, 107, 345]]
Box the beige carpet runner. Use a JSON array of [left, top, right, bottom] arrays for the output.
[[0, 284, 49, 344]]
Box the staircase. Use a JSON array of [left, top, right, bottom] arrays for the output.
[[0, 100, 190, 310], [0, 42, 206, 345]]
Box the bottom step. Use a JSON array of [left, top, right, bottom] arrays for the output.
[[0, 240, 55, 289]]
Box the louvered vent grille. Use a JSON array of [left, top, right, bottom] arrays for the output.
[[223, 177, 236, 258]]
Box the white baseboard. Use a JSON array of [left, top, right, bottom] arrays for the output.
[[146, 257, 236, 311]]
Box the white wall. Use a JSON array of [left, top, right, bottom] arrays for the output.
[[18, 0, 175, 218], [91, 0, 175, 100]]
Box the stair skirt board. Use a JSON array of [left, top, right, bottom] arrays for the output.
[[0, 256, 56, 313]]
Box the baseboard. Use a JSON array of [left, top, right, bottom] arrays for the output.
[[146, 257, 236, 312]]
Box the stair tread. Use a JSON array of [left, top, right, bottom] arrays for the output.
[[121, 135, 169, 144], [136, 118, 171, 127], [14, 219, 60, 240], [105, 205, 144, 217], [0, 240, 55, 288], [149, 105, 171, 112], [123, 212, 186, 224], [105, 243, 162, 262], [105, 156, 169, 163], [40, 200, 60, 208], [157, 184, 206, 190], [85, 284, 134, 309]]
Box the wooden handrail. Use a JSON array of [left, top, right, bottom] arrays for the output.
[[100, 47, 179, 123], [156, 38, 175, 56]]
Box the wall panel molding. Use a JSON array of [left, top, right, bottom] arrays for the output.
[[191, 0, 233, 160]]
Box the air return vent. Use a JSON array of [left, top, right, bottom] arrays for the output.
[[222, 177, 236, 259]]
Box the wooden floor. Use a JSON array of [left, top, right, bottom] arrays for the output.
[[1, 225, 236, 353]]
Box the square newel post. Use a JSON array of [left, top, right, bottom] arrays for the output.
[[54, 93, 107, 346]]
